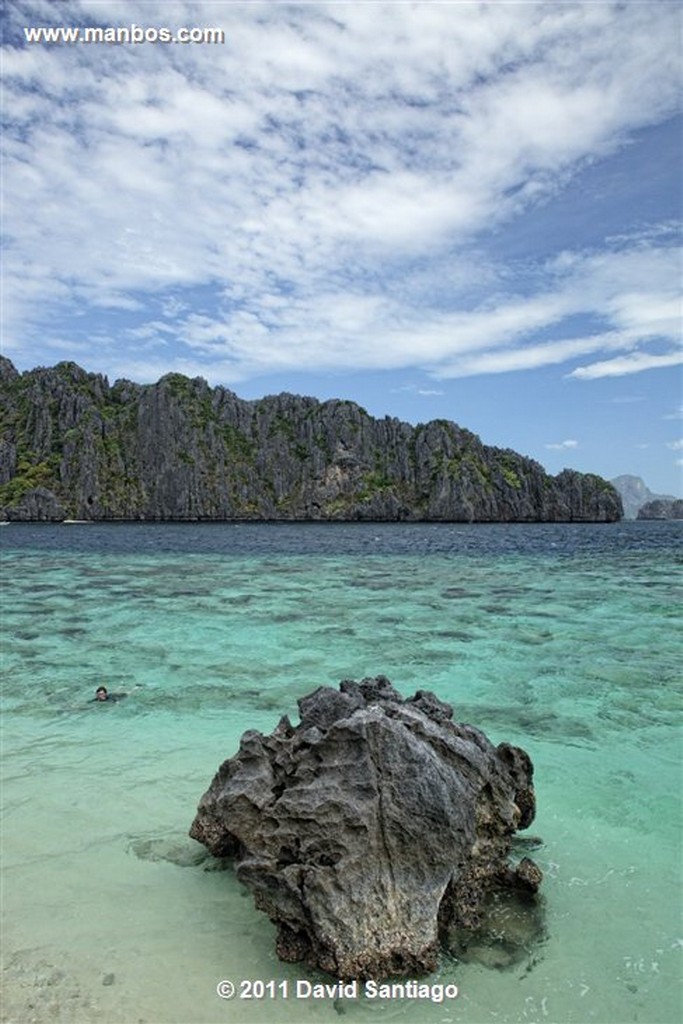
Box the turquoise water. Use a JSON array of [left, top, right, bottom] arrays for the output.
[[1, 522, 681, 1024]]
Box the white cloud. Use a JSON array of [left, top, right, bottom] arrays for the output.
[[435, 331, 628, 379], [545, 440, 579, 451], [570, 350, 683, 380], [666, 440, 683, 451], [107, 237, 675, 384], [2, 0, 681, 387]]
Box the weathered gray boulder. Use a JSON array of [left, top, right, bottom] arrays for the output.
[[189, 677, 541, 979]]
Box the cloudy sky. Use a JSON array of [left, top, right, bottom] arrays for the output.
[[2, 0, 682, 494]]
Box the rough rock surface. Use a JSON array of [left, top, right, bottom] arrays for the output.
[[0, 356, 622, 522], [636, 498, 683, 520], [3, 485, 66, 521], [189, 677, 541, 979]]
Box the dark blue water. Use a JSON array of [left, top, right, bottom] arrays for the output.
[[2, 519, 679, 558]]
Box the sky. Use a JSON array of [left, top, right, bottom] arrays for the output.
[[2, 0, 682, 496]]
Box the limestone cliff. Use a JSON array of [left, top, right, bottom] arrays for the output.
[[0, 357, 622, 522], [636, 498, 683, 520]]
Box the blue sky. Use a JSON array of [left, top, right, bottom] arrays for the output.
[[2, 0, 682, 495]]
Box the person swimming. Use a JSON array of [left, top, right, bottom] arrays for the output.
[[92, 686, 127, 703]]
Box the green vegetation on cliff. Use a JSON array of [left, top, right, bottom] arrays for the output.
[[0, 357, 623, 522]]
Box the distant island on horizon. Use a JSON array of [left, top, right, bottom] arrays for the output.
[[0, 357, 622, 524], [610, 474, 682, 520]]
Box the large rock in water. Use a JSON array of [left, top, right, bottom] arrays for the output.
[[189, 677, 541, 979]]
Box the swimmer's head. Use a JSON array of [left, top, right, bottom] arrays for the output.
[[95, 686, 108, 701]]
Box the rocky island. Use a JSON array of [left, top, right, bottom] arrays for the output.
[[610, 475, 679, 519], [190, 677, 542, 979], [636, 498, 683, 520], [0, 357, 621, 522]]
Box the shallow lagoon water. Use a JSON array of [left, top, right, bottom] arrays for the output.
[[1, 521, 681, 1023]]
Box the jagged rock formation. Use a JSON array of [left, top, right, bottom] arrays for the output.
[[189, 677, 542, 980], [611, 475, 677, 519], [636, 498, 683, 520], [0, 357, 622, 522]]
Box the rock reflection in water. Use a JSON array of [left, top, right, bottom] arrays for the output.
[[447, 882, 547, 970]]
